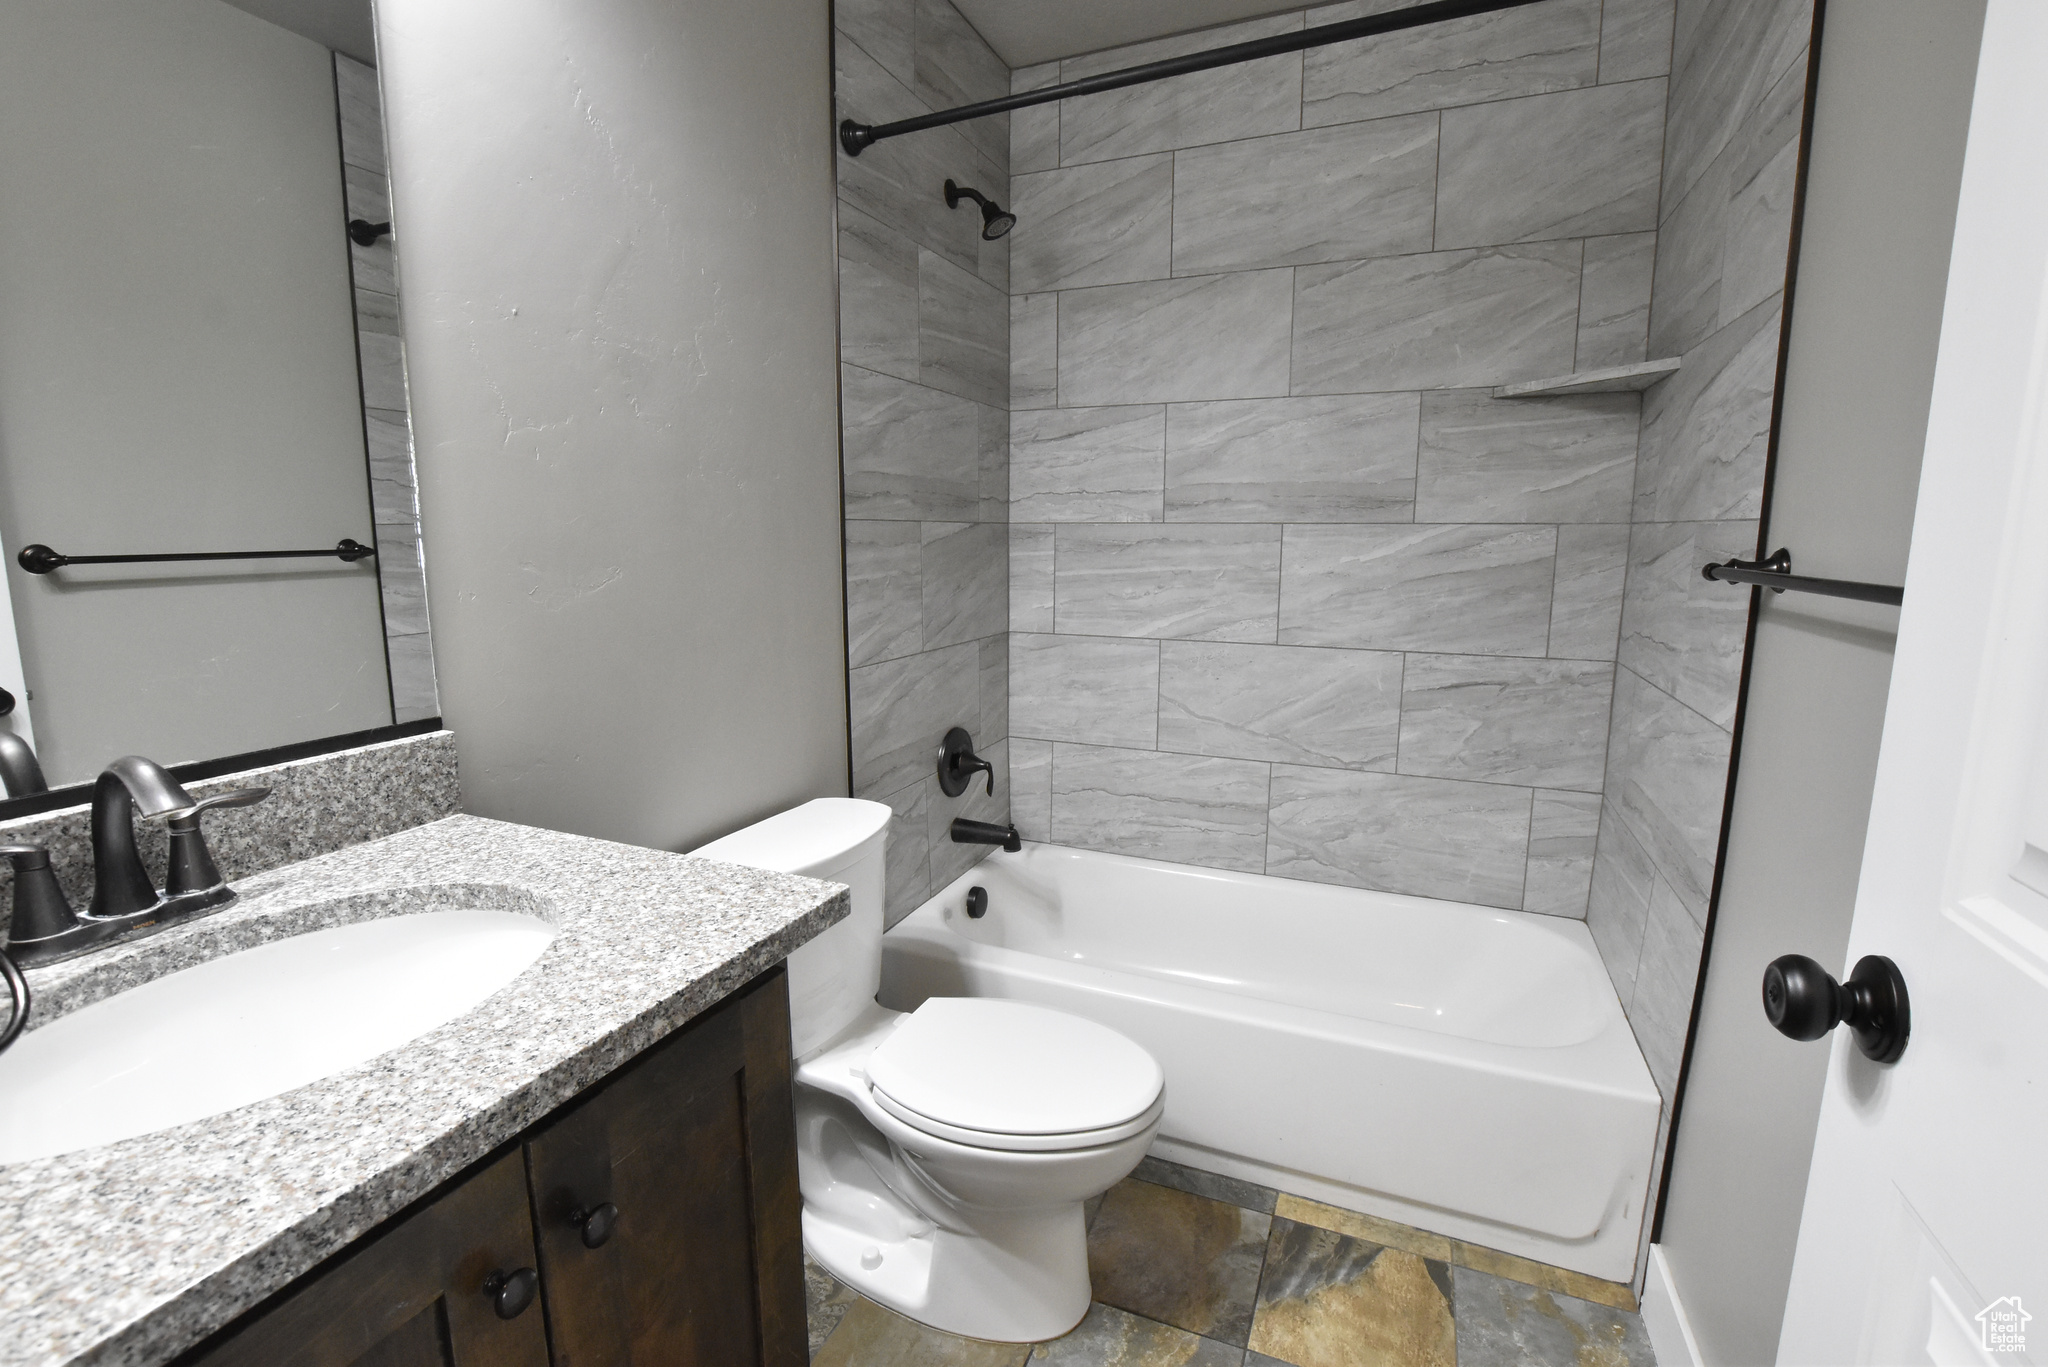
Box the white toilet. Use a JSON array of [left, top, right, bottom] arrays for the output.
[[692, 797, 1163, 1342]]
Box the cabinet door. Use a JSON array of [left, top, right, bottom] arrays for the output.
[[185, 1149, 549, 1367], [526, 967, 805, 1367]]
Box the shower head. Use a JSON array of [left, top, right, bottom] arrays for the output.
[[944, 179, 1015, 241]]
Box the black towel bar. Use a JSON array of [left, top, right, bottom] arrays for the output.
[[1701, 549, 1903, 606], [16, 539, 376, 575]]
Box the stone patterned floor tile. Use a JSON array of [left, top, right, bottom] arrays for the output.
[[1272, 1194, 1637, 1311], [1088, 1178, 1272, 1346], [1246, 1220, 1455, 1367], [1451, 1265, 1656, 1367], [807, 1160, 1643, 1366], [806, 1255, 861, 1358], [1031, 1303, 1247, 1365], [811, 1295, 1034, 1367], [1134, 1156, 1280, 1215], [1454, 1236, 1640, 1313], [1270, 1196, 1459, 1264]]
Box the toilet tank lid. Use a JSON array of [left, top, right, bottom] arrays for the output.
[[688, 798, 892, 879]]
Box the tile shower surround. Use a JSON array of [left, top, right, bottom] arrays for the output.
[[1593, 0, 1817, 1117], [836, 0, 1013, 924], [1595, 0, 1815, 1288], [840, 0, 1812, 1193], [998, 0, 1676, 920]]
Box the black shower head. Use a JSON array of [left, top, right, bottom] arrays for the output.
[[944, 179, 1015, 241]]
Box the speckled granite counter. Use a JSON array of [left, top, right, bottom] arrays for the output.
[[0, 814, 847, 1367]]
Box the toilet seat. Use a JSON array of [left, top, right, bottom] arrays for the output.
[[865, 998, 1164, 1154]]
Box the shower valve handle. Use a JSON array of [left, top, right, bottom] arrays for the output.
[[938, 727, 996, 798]]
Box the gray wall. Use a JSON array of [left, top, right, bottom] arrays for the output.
[[1001, 0, 1670, 914], [0, 0, 393, 786], [1586, 0, 1815, 1110], [836, 0, 1013, 924], [376, 0, 849, 852], [1656, 4, 1983, 1360]]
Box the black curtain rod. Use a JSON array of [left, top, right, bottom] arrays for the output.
[[1702, 550, 1904, 607], [839, 0, 1553, 156]]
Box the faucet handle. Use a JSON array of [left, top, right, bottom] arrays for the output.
[[938, 727, 998, 798], [187, 787, 271, 817], [166, 787, 270, 899], [0, 843, 82, 962]]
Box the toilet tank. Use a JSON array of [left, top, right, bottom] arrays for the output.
[[688, 798, 891, 1057]]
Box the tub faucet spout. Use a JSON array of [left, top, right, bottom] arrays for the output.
[[951, 818, 1020, 852]]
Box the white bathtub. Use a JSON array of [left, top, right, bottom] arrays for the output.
[[881, 843, 1662, 1283]]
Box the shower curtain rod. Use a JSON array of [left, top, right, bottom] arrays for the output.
[[839, 0, 1552, 156]]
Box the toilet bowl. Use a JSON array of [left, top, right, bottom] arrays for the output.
[[691, 798, 1162, 1342]]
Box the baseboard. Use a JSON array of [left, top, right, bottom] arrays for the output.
[[1642, 1245, 1706, 1367]]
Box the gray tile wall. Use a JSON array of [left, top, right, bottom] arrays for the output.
[[337, 55, 438, 725], [1587, 0, 1815, 1115], [836, 0, 1011, 923], [1007, 0, 1674, 916]]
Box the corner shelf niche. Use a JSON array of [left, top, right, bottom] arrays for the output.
[[1491, 357, 1681, 398]]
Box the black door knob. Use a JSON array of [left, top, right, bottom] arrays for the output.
[[484, 1266, 539, 1319], [573, 1202, 619, 1249], [1762, 953, 1910, 1063]]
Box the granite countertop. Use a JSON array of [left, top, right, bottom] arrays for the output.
[[0, 814, 848, 1367]]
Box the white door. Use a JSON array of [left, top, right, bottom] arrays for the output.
[[1778, 4, 2048, 1363]]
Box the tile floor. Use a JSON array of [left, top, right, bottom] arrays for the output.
[[806, 1156, 1657, 1366]]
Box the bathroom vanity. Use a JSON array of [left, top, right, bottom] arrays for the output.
[[0, 814, 848, 1367], [185, 968, 796, 1366]]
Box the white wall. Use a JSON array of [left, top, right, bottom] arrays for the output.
[[1652, 4, 1985, 1362], [376, 0, 849, 850], [0, 0, 394, 786]]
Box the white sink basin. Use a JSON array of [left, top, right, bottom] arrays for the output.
[[0, 908, 556, 1164]]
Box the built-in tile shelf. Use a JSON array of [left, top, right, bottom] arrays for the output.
[[1492, 357, 1682, 398]]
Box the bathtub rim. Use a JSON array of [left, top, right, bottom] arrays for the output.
[[894, 841, 1658, 1095]]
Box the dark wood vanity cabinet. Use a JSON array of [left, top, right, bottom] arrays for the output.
[[526, 967, 806, 1364], [184, 968, 805, 1367], [184, 1147, 551, 1367]]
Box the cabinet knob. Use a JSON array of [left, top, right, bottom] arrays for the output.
[[574, 1202, 620, 1249], [484, 1266, 539, 1320]]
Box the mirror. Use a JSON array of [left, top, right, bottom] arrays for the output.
[[0, 0, 435, 796]]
